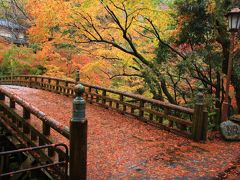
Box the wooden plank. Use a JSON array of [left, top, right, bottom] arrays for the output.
[[167, 115, 192, 126]]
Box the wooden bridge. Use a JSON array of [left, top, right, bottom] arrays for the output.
[[0, 75, 239, 179]]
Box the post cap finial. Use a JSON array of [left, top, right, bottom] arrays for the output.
[[196, 92, 204, 104], [74, 84, 85, 97]]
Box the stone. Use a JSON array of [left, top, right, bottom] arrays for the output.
[[230, 115, 240, 125], [220, 120, 240, 141]]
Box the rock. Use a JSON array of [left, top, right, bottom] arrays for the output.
[[230, 115, 240, 125], [220, 120, 240, 141]]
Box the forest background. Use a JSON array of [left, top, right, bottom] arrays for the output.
[[0, 0, 240, 116]]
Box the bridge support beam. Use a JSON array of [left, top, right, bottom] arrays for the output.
[[70, 84, 87, 180]]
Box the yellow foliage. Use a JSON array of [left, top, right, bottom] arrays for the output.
[[26, 0, 174, 93], [44, 65, 66, 78], [206, 1, 216, 14], [27, 0, 72, 43]]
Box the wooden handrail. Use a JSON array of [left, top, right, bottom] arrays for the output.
[[0, 75, 210, 141], [0, 86, 70, 139], [0, 75, 194, 114], [0, 81, 89, 179]]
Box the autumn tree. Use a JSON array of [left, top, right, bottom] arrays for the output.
[[24, 0, 240, 116], [55, 0, 183, 103], [173, 0, 240, 112], [0, 0, 30, 26], [0, 45, 45, 76]]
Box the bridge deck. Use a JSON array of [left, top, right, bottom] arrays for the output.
[[1, 85, 239, 179]]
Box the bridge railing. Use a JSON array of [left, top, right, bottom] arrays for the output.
[[0, 82, 87, 179], [0, 75, 208, 141]]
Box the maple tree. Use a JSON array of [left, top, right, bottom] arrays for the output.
[[1, 1, 240, 177], [26, 0, 174, 95], [47, 0, 179, 103], [173, 0, 240, 112], [1, 0, 240, 114], [0, 0, 30, 26], [66, 0, 240, 113], [0, 45, 44, 76]]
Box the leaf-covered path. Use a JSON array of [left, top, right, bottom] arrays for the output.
[[1, 85, 240, 179]]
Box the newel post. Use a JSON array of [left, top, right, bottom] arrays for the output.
[[70, 84, 88, 180], [192, 92, 208, 141]]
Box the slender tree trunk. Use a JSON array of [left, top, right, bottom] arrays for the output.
[[160, 79, 177, 104], [143, 71, 164, 101], [232, 73, 240, 113], [215, 72, 221, 109]]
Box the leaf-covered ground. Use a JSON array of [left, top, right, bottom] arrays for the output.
[[1, 85, 240, 179]]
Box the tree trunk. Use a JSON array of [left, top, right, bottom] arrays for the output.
[[160, 79, 177, 104], [232, 73, 240, 113], [215, 72, 221, 109]]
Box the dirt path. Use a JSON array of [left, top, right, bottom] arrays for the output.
[[1, 85, 240, 179]]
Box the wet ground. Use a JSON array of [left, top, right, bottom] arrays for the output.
[[1, 85, 240, 179]]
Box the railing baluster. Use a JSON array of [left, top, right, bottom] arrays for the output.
[[23, 107, 30, 134], [131, 107, 135, 115], [43, 122, 50, 136], [139, 100, 144, 118], [102, 90, 107, 107], [31, 130, 38, 141], [164, 108, 172, 127], [24, 77, 27, 86], [120, 95, 126, 113], [10, 99, 15, 109], [65, 81, 69, 95], [29, 77, 32, 88], [109, 100, 113, 108], [41, 77, 44, 88], [38, 137, 45, 146], [56, 80, 59, 93], [48, 79, 51, 91], [116, 95, 120, 109], [34, 77, 38, 88], [59, 81, 62, 93], [9, 99, 16, 123], [96, 90, 99, 103]]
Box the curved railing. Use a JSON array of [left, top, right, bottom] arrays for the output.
[[0, 75, 214, 140], [0, 86, 69, 178], [0, 82, 88, 179]]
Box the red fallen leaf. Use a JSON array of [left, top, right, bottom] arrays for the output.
[[1, 85, 240, 179]]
